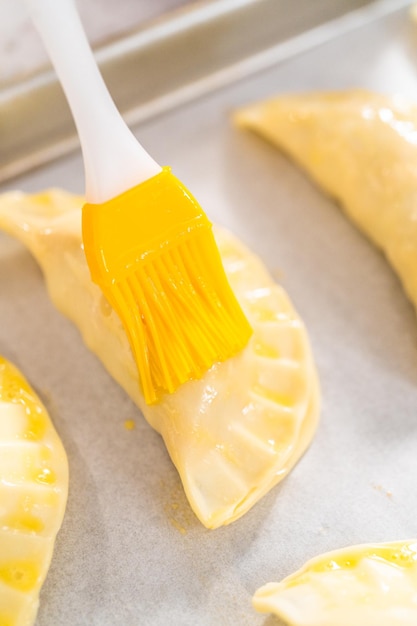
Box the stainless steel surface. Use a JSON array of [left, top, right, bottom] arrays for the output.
[[0, 0, 376, 183], [0, 0, 193, 86], [1, 1, 417, 624]]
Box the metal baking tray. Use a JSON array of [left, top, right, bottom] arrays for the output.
[[1, 0, 376, 183], [1, 0, 417, 624]]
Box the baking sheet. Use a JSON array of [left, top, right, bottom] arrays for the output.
[[1, 2, 417, 625]]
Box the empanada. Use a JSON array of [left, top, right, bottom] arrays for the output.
[[235, 90, 417, 315], [0, 356, 68, 626], [0, 190, 319, 528], [253, 540, 417, 626]]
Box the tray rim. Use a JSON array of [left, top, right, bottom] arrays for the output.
[[0, 0, 412, 184]]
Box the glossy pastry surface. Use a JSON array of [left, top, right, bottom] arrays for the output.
[[0, 356, 68, 626], [253, 540, 417, 626], [235, 90, 417, 315], [0, 190, 319, 529]]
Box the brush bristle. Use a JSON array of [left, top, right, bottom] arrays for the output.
[[109, 228, 252, 404], [83, 167, 252, 403]]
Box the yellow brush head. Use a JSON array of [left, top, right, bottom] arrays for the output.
[[82, 167, 252, 403]]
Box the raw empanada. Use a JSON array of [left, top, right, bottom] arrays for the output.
[[235, 90, 417, 315], [253, 540, 417, 626], [0, 190, 319, 529], [0, 355, 68, 626]]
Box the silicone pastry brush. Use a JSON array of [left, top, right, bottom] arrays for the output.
[[25, 0, 252, 403]]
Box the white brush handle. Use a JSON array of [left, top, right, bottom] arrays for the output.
[[25, 0, 162, 203]]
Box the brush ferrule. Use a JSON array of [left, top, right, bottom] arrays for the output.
[[82, 166, 252, 403], [82, 167, 212, 285]]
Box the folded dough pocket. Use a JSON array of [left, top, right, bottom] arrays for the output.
[[0, 190, 319, 528], [253, 540, 417, 626], [235, 90, 417, 316], [0, 355, 68, 626]]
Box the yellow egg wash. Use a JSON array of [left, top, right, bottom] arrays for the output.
[[253, 540, 417, 626], [0, 356, 68, 626]]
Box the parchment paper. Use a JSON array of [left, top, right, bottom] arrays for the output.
[[1, 5, 417, 625]]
